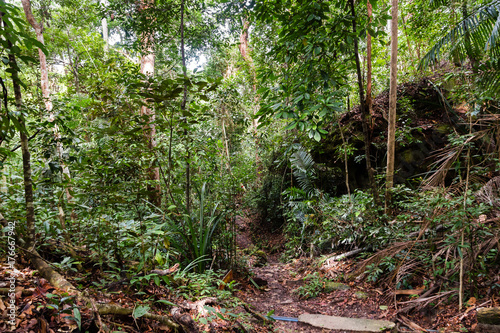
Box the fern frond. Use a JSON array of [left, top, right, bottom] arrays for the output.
[[290, 148, 317, 197], [290, 148, 315, 174]]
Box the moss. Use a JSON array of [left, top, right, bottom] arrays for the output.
[[401, 149, 416, 164], [354, 291, 368, 299], [324, 282, 350, 291]]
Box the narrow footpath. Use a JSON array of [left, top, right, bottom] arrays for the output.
[[235, 215, 396, 332]]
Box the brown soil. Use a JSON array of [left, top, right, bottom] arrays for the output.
[[234, 211, 482, 333], [235, 212, 395, 333]]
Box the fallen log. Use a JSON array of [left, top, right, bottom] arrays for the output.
[[98, 303, 178, 328], [475, 323, 500, 333], [323, 248, 367, 264], [477, 307, 500, 325]]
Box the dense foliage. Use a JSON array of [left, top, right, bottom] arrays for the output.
[[1, 0, 500, 331]]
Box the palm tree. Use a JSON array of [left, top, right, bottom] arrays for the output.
[[420, 0, 500, 93]]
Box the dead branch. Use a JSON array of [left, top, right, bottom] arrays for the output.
[[322, 247, 367, 265], [150, 263, 179, 276], [181, 297, 217, 316], [397, 314, 426, 332], [397, 290, 456, 313], [243, 303, 271, 323]]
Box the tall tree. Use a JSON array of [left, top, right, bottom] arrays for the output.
[[2, 9, 36, 250], [21, 0, 75, 228], [101, 0, 109, 53], [349, 0, 380, 206], [386, 0, 398, 208], [139, 0, 161, 207], [180, 0, 190, 214], [366, 0, 373, 120], [238, 18, 261, 172]]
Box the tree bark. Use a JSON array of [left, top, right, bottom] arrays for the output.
[[349, 0, 379, 206], [477, 307, 500, 325], [385, 0, 398, 210], [180, 0, 191, 215], [238, 19, 261, 173], [101, 0, 109, 53], [366, 0, 373, 120], [139, 0, 161, 207], [6, 36, 36, 251], [21, 0, 75, 228]]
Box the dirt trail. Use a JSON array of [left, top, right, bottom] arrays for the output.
[[242, 256, 327, 332], [235, 215, 391, 332]]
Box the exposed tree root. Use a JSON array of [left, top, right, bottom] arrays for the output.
[[242, 303, 271, 323], [28, 249, 77, 293], [98, 303, 179, 328], [0, 288, 34, 296]]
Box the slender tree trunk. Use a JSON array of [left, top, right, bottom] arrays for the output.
[[401, 13, 416, 74], [338, 123, 351, 199], [349, 0, 380, 206], [180, 0, 190, 214], [6, 39, 36, 250], [1, 142, 6, 194], [385, 0, 398, 210], [21, 0, 75, 229], [461, 1, 478, 72], [366, 0, 373, 121], [238, 19, 261, 172], [101, 0, 109, 53], [139, 0, 161, 207]]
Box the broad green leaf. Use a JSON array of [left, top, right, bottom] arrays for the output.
[[133, 305, 150, 319]]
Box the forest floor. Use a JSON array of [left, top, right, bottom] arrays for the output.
[[234, 211, 482, 333], [0, 211, 487, 332]]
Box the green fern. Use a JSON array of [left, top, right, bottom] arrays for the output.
[[290, 148, 316, 197]]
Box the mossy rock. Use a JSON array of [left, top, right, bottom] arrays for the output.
[[325, 282, 350, 291], [354, 291, 368, 299], [253, 250, 267, 267]]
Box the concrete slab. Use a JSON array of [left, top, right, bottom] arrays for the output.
[[298, 314, 395, 332]]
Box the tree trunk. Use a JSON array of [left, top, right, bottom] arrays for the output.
[[366, 0, 373, 121], [238, 19, 261, 173], [101, 0, 109, 53], [461, 1, 478, 72], [349, 0, 380, 207], [139, 0, 161, 207], [385, 0, 398, 210], [7, 41, 36, 251], [180, 0, 191, 214], [21, 0, 75, 227]]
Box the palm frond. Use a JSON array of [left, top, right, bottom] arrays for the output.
[[420, 0, 500, 69], [486, 10, 500, 50], [422, 135, 475, 188], [429, 0, 450, 10], [477, 57, 500, 94]]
